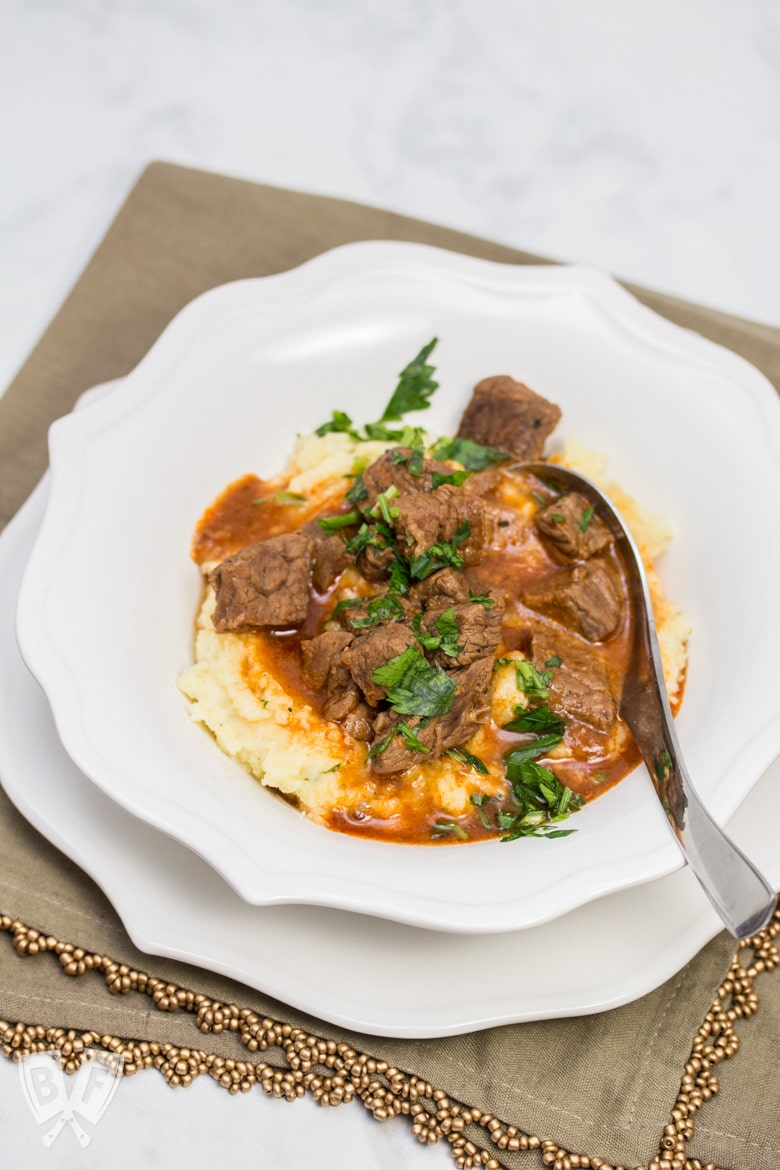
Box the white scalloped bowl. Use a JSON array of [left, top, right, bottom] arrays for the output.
[[16, 242, 780, 933]]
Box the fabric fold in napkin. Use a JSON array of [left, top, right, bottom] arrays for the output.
[[1, 162, 779, 1170]]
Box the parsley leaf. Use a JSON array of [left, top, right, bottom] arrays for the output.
[[349, 593, 406, 629], [412, 607, 462, 658], [430, 436, 510, 471], [504, 733, 564, 768], [409, 520, 470, 580], [467, 590, 494, 608], [431, 469, 472, 490], [332, 597, 363, 618], [503, 703, 565, 737], [579, 505, 595, 533], [371, 647, 456, 717], [315, 410, 362, 440], [345, 474, 369, 507], [396, 721, 430, 753], [380, 338, 439, 421], [500, 759, 583, 841], [431, 820, 469, 840], [450, 748, 490, 775], [515, 659, 553, 700], [317, 510, 361, 532], [273, 491, 307, 506]]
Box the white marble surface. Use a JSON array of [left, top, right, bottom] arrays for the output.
[[2, 1, 779, 1167], [3, 0, 780, 397]]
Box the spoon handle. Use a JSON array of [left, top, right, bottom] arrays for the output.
[[620, 666, 777, 939]]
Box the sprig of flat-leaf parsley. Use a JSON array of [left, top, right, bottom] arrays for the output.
[[371, 646, 456, 717]]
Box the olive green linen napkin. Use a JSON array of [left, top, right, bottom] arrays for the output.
[[1, 163, 779, 1170]]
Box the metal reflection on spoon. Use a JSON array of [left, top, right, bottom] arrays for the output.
[[514, 460, 777, 940]]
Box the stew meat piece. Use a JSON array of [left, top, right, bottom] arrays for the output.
[[457, 375, 562, 460], [361, 448, 455, 509], [306, 526, 352, 594], [523, 560, 622, 643], [529, 625, 617, 732], [535, 492, 613, 562], [301, 629, 373, 738], [342, 623, 418, 707], [368, 657, 494, 775], [210, 532, 314, 631], [394, 486, 486, 566], [420, 596, 506, 668], [408, 567, 485, 609]]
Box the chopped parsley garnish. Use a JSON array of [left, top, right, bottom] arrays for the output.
[[315, 410, 362, 441], [499, 759, 583, 841], [503, 703, 565, 738], [350, 593, 406, 629], [550, 512, 566, 524], [379, 338, 439, 422], [515, 659, 553, 700], [530, 490, 547, 506], [429, 436, 510, 471], [579, 505, 595, 533], [504, 734, 564, 767], [409, 520, 470, 580], [344, 522, 384, 556], [387, 555, 411, 595], [317, 509, 361, 532], [366, 732, 394, 759], [469, 792, 496, 827], [272, 491, 307, 506], [331, 596, 363, 618], [370, 486, 400, 526], [431, 819, 469, 841], [545, 655, 562, 668], [431, 469, 472, 490], [345, 475, 369, 507], [371, 647, 456, 717], [397, 721, 430, 753], [467, 590, 494, 608], [323, 763, 342, 774], [449, 748, 490, 775], [411, 607, 462, 658]]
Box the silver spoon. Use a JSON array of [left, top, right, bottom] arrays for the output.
[[515, 460, 777, 939]]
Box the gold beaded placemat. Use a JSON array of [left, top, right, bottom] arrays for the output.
[[1, 162, 780, 1170]]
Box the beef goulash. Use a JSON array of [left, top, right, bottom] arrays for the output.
[[178, 341, 690, 845]]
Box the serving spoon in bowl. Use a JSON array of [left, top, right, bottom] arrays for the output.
[[515, 461, 777, 940]]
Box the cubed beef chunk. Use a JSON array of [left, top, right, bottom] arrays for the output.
[[361, 449, 455, 509], [356, 540, 397, 583], [368, 657, 493, 775], [301, 629, 373, 735], [209, 532, 313, 631], [395, 486, 486, 568], [457, 375, 561, 459], [421, 594, 505, 668], [523, 560, 623, 643], [408, 567, 484, 609], [343, 623, 417, 707], [529, 625, 617, 732], [308, 529, 351, 593], [535, 492, 612, 562]]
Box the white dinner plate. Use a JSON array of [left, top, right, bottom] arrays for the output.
[[16, 243, 780, 932], [2, 475, 779, 1037]]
